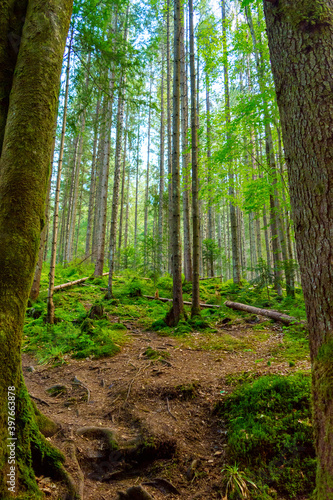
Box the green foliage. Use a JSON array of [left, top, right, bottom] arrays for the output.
[[221, 463, 257, 499], [127, 278, 143, 297], [220, 374, 316, 497]]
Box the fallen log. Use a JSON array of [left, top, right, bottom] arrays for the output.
[[143, 295, 220, 309], [224, 300, 306, 326], [199, 275, 223, 281], [43, 272, 110, 293]]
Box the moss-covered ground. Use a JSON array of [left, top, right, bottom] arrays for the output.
[[23, 262, 313, 499]]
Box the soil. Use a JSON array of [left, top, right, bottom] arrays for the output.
[[23, 317, 311, 500]]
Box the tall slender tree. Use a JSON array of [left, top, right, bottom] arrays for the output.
[[165, 0, 185, 326]]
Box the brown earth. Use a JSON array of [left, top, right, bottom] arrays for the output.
[[23, 318, 311, 500]]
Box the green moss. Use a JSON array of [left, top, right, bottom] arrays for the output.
[[219, 373, 315, 498], [278, 0, 332, 31], [175, 381, 199, 400], [111, 322, 127, 330], [144, 346, 170, 360]]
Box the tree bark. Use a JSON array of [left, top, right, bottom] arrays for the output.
[[94, 71, 114, 276], [47, 31, 73, 324], [0, 0, 28, 154], [145, 73, 153, 274], [165, 0, 185, 327], [167, 0, 173, 274], [263, 2, 333, 496], [0, 0, 73, 495], [118, 106, 129, 270], [158, 48, 165, 275], [85, 97, 100, 259], [107, 45, 127, 298], [222, 0, 241, 285], [225, 301, 305, 326], [189, 0, 201, 318], [181, 9, 193, 282]]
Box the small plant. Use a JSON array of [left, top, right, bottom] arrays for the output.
[[221, 463, 257, 499]]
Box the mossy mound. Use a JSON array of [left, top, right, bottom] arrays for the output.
[[218, 373, 315, 498]]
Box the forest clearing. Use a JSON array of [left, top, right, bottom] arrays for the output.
[[1, 0, 333, 499]]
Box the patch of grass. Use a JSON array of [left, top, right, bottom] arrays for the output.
[[219, 373, 315, 498], [271, 326, 310, 362], [181, 332, 250, 352], [23, 318, 129, 364]]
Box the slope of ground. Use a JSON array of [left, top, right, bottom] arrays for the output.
[[23, 308, 311, 500]]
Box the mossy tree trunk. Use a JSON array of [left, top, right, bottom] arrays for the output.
[[0, 0, 73, 497], [263, 1, 333, 497], [0, 0, 28, 154]]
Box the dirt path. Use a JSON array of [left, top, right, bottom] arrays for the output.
[[23, 320, 310, 500]]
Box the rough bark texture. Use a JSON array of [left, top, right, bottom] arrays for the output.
[[108, 73, 126, 298], [189, 0, 201, 318], [0, 0, 28, 154], [94, 77, 113, 276], [165, 0, 185, 327], [85, 98, 100, 259], [158, 49, 165, 275], [181, 13, 192, 282], [263, 1, 333, 497], [0, 0, 73, 496]]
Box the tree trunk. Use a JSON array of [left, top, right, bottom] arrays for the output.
[[124, 164, 130, 267], [0, 1, 73, 496], [134, 117, 140, 266], [158, 48, 165, 275], [145, 74, 153, 274], [85, 97, 100, 260], [118, 106, 128, 270], [107, 37, 127, 298], [181, 11, 192, 282], [165, 0, 185, 326], [189, 0, 201, 318], [167, 0, 173, 275], [263, 2, 333, 496], [47, 30, 73, 324], [222, 0, 241, 285], [205, 72, 214, 278], [94, 71, 114, 276], [0, 0, 28, 154]]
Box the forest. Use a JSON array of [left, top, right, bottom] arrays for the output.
[[0, 0, 333, 499]]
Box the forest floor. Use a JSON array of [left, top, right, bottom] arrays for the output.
[[23, 281, 311, 500]]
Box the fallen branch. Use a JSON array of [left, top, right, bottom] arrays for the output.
[[143, 295, 220, 309], [224, 300, 306, 326], [199, 275, 223, 281], [29, 394, 50, 407], [42, 272, 109, 293]]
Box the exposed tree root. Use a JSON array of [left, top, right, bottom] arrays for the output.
[[64, 431, 84, 500]]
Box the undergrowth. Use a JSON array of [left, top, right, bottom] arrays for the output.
[[218, 373, 315, 498]]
